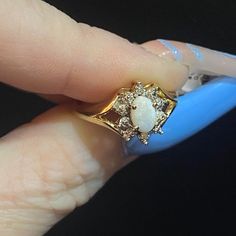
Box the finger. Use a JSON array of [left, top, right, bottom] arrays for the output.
[[142, 39, 236, 77], [38, 94, 74, 103], [126, 77, 236, 155], [0, 104, 134, 235], [0, 0, 188, 103]]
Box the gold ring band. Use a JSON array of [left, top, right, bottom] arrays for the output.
[[77, 82, 177, 144]]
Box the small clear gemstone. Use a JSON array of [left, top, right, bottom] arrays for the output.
[[146, 87, 165, 109], [118, 91, 135, 105], [146, 87, 158, 100], [133, 83, 145, 96], [113, 99, 129, 116], [119, 117, 132, 130], [123, 92, 134, 105], [155, 97, 164, 109], [156, 110, 167, 121], [153, 125, 160, 133]]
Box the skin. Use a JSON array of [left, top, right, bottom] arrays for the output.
[[0, 0, 235, 235]]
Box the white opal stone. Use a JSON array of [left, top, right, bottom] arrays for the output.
[[130, 96, 156, 133]]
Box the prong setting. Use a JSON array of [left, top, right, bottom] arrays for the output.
[[111, 82, 176, 144]]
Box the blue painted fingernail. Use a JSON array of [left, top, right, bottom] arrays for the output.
[[158, 39, 182, 61], [221, 52, 236, 59], [186, 43, 204, 61], [125, 76, 236, 156]]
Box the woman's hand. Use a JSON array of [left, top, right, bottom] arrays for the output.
[[0, 1, 235, 235]]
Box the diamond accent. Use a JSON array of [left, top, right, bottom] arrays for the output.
[[113, 100, 129, 116], [118, 117, 132, 130], [155, 97, 164, 109], [133, 82, 146, 96], [146, 87, 158, 100], [147, 88, 165, 110], [123, 92, 135, 105], [156, 110, 167, 121]]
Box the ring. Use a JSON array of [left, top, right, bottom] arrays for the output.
[[77, 82, 177, 144]]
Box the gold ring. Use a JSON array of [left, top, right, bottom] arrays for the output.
[[77, 82, 177, 144]]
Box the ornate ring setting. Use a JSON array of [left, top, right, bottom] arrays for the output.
[[77, 82, 177, 144]]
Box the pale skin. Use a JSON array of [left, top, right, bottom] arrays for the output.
[[0, 1, 235, 235]]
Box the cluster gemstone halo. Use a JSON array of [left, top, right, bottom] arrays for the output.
[[77, 82, 177, 145]]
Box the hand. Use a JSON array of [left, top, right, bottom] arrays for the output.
[[0, 1, 235, 236]]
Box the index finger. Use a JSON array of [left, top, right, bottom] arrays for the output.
[[0, 0, 188, 103]]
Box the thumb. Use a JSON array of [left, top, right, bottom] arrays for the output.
[[0, 0, 188, 103], [0, 104, 134, 236]]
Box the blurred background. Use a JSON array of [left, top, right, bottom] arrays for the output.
[[0, 0, 235, 235]]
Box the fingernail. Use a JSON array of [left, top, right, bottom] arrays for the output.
[[158, 39, 183, 61], [125, 76, 236, 156], [218, 52, 236, 59], [186, 43, 204, 61]]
